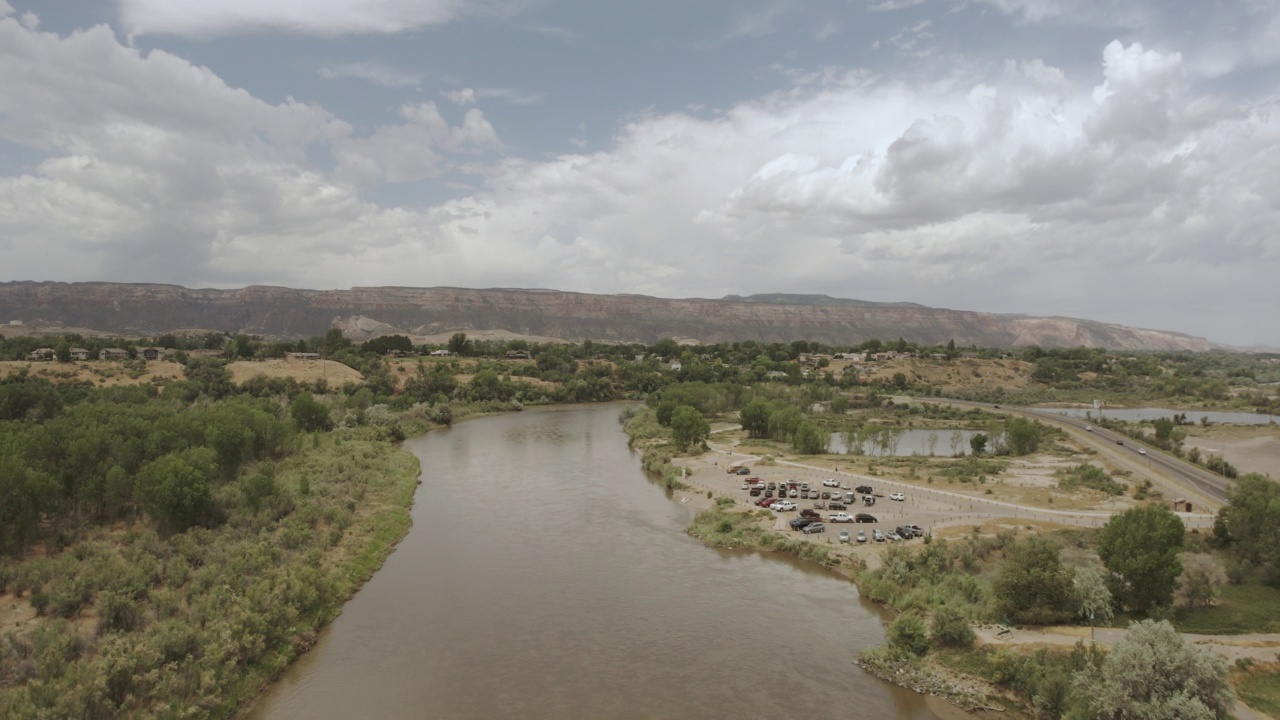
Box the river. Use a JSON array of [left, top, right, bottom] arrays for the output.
[[247, 404, 939, 720]]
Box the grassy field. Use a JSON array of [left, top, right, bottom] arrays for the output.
[[1236, 667, 1280, 717], [1171, 584, 1280, 634]]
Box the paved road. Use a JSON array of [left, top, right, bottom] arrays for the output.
[[920, 398, 1235, 508]]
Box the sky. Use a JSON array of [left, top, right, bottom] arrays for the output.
[[0, 1, 1277, 347]]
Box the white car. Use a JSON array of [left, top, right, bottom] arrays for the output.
[[822, 478, 840, 488], [1085, 425, 1093, 432], [741, 482, 751, 490], [838, 531, 850, 543], [1139, 448, 1147, 455], [772, 501, 797, 512], [873, 530, 886, 542], [828, 512, 854, 523], [856, 530, 867, 543], [889, 492, 905, 502]]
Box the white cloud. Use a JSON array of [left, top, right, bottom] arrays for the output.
[[1, 13, 1277, 344], [442, 86, 542, 106], [318, 61, 423, 87], [727, 3, 790, 39], [118, 0, 505, 37], [0, 2, 12, 18], [867, 0, 927, 11]]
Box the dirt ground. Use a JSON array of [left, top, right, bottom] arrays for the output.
[[851, 357, 1036, 392], [1183, 425, 1280, 479], [0, 359, 185, 386], [226, 359, 364, 386]]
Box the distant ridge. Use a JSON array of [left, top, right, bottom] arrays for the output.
[[0, 281, 1216, 351]]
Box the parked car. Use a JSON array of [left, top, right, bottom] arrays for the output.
[[727, 465, 745, 474], [820, 491, 830, 499], [838, 531, 850, 543], [855, 513, 877, 523], [802, 522, 825, 535], [856, 530, 867, 543], [896, 526, 915, 539], [862, 496, 876, 506], [887, 532, 902, 542], [829, 512, 854, 523], [855, 485, 873, 494], [790, 516, 818, 530], [800, 508, 821, 519], [758, 497, 777, 507], [799, 490, 810, 499], [904, 524, 924, 537], [749, 487, 762, 496], [764, 490, 774, 498], [828, 502, 847, 511], [741, 482, 751, 490], [800, 482, 810, 491], [889, 492, 905, 502], [844, 492, 855, 504], [773, 501, 797, 511], [822, 478, 840, 488], [766, 482, 777, 490], [873, 530, 886, 542], [736, 466, 752, 475], [788, 489, 799, 498]]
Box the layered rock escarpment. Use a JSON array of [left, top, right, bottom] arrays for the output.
[[0, 282, 1215, 351]]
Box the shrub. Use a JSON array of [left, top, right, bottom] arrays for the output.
[[887, 611, 930, 656], [931, 605, 975, 648]]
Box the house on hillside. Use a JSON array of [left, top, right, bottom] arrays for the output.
[[765, 370, 788, 379], [429, 349, 453, 357], [187, 348, 226, 359], [286, 352, 320, 361], [69, 347, 90, 361], [99, 348, 129, 361], [668, 360, 682, 372], [27, 347, 54, 361], [141, 347, 176, 361]]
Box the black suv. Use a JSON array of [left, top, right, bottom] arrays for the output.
[[855, 513, 877, 523], [895, 525, 916, 539], [790, 516, 819, 530], [855, 485, 873, 494]]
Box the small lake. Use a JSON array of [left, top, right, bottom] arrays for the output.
[[1037, 407, 1279, 425], [829, 428, 983, 456], [247, 404, 939, 720]]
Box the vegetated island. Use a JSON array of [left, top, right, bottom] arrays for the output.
[[1, 330, 1278, 717]]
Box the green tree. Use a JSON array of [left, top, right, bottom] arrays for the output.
[[992, 536, 1076, 625], [739, 400, 772, 438], [448, 332, 470, 355], [1005, 418, 1042, 455], [969, 433, 988, 455], [1098, 505, 1185, 612], [1215, 473, 1280, 581], [791, 420, 827, 455], [290, 392, 333, 432], [136, 449, 217, 533], [1153, 417, 1175, 442], [887, 611, 929, 656], [930, 605, 975, 648], [1071, 620, 1233, 720], [670, 405, 710, 451]]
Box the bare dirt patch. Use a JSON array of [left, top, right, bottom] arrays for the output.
[[1184, 425, 1280, 479], [226, 359, 363, 386], [856, 358, 1035, 392]]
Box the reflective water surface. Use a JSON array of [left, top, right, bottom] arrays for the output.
[[247, 404, 939, 720]]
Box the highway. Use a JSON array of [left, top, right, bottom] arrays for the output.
[[921, 398, 1236, 506]]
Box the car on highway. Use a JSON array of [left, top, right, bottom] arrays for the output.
[[889, 492, 905, 502], [1085, 425, 1093, 432], [855, 513, 877, 523], [838, 531, 850, 543], [1139, 448, 1147, 455], [802, 522, 825, 535], [829, 512, 854, 523], [1116, 439, 1124, 445]]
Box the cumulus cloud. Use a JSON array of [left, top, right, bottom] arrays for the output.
[[0, 12, 1277, 344], [118, 0, 504, 37], [318, 61, 423, 87]]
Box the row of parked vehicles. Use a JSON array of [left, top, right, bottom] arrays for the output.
[[738, 477, 924, 544]]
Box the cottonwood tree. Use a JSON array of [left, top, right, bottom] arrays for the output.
[[1070, 620, 1233, 720], [1215, 473, 1280, 582], [993, 536, 1076, 625], [1098, 505, 1185, 612], [791, 420, 827, 455], [670, 405, 710, 451]]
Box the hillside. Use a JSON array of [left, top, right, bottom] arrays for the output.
[[0, 281, 1215, 351]]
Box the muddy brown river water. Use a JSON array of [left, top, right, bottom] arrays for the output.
[[246, 404, 940, 719]]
